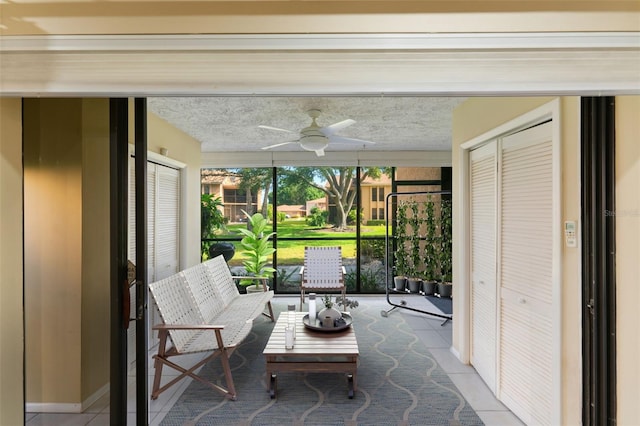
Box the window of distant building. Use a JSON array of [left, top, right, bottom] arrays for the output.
[[371, 186, 385, 202]]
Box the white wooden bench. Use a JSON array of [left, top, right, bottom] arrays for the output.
[[148, 255, 274, 401]]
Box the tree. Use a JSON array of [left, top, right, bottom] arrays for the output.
[[276, 173, 324, 205], [282, 166, 391, 230], [237, 168, 272, 218]]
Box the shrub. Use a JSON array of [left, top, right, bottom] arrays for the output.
[[306, 207, 328, 227], [361, 239, 385, 259]]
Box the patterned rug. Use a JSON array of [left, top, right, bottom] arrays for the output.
[[160, 301, 482, 426]]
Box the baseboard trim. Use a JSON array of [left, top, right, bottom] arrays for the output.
[[82, 383, 110, 412], [26, 383, 110, 413], [450, 345, 462, 361], [25, 402, 82, 414]]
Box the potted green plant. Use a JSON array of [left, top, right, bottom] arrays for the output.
[[237, 210, 276, 293], [422, 197, 439, 295], [406, 200, 423, 293], [393, 200, 409, 292], [437, 199, 453, 298]]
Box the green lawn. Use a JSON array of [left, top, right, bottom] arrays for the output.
[[224, 218, 387, 238], [215, 218, 388, 266]]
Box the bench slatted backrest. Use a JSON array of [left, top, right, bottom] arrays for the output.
[[148, 273, 203, 353], [181, 263, 225, 323], [203, 256, 240, 307]]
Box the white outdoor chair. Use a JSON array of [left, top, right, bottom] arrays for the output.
[[300, 246, 346, 311]]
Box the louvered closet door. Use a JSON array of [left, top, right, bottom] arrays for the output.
[[128, 160, 180, 350], [147, 165, 157, 282], [499, 121, 554, 425], [147, 163, 179, 347], [470, 141, 498, 393], [127, 157, 137, 371], [127, 158, 159, 363], [154, 164, 180, 281]]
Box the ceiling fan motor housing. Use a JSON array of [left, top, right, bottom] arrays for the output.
[[299, 127, 329, 152]]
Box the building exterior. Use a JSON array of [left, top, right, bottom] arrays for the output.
[[277, 204, 306, 218], [360, 173, 392, 222], [201, 169, 262, 222]]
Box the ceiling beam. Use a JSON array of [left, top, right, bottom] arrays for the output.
[[1, 33, 639, 96]]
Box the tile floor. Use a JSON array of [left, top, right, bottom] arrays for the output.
[[25, 295, 524, 426]]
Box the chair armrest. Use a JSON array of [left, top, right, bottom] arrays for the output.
[[153, 324, 225, 331]]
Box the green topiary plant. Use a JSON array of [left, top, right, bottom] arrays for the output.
[[394, 200, 410, 278]]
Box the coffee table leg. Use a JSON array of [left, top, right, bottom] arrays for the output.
[[347, 374, 354, 399], [269, 374, 277, 399]]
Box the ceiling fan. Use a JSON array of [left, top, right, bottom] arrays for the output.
[[259, 109, 376, 156]]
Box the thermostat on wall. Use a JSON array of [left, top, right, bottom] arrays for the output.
[[564, 221, 577, 248]]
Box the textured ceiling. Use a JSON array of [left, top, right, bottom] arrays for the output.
[[147, 97, 466, 154]]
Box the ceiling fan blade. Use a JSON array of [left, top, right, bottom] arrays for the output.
[[258, 125, 297, 134], [262, 141, 298, 150], [314, 149, 326, 157], [320, 119, 356, 136], [329, 135, 376, 145]]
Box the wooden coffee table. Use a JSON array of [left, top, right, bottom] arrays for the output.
[[263, 312, 359, 399]]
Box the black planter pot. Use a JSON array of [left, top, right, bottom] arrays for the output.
[[393, 276, 407, 292], [437, 282, 453, 298], [407, 278, 422, 293], [423, 280, 437, 295], [208, 242, 235, 262]]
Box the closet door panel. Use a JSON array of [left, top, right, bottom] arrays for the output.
[[499, 122, 554, 426], [470, 141, 498, 393], [154, 165, 180, 281], [147, 165, 157, 282], [128, 159, 181, 350]]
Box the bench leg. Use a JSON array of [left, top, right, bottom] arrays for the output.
[[266, 300, 275, 322], [151, 331, 169, 400], [216, 348, 236, 400]]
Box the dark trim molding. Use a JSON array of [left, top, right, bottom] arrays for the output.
[[109, 98, 129, 426], [134, 98, 149, 426], [581, 96, 616, 426]]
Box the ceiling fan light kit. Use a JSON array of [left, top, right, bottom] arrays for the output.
[[299, 132, 329, 156], [260, 109, 375, 157]]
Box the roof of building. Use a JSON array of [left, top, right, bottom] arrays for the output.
[[201, 169, 240, 185]]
